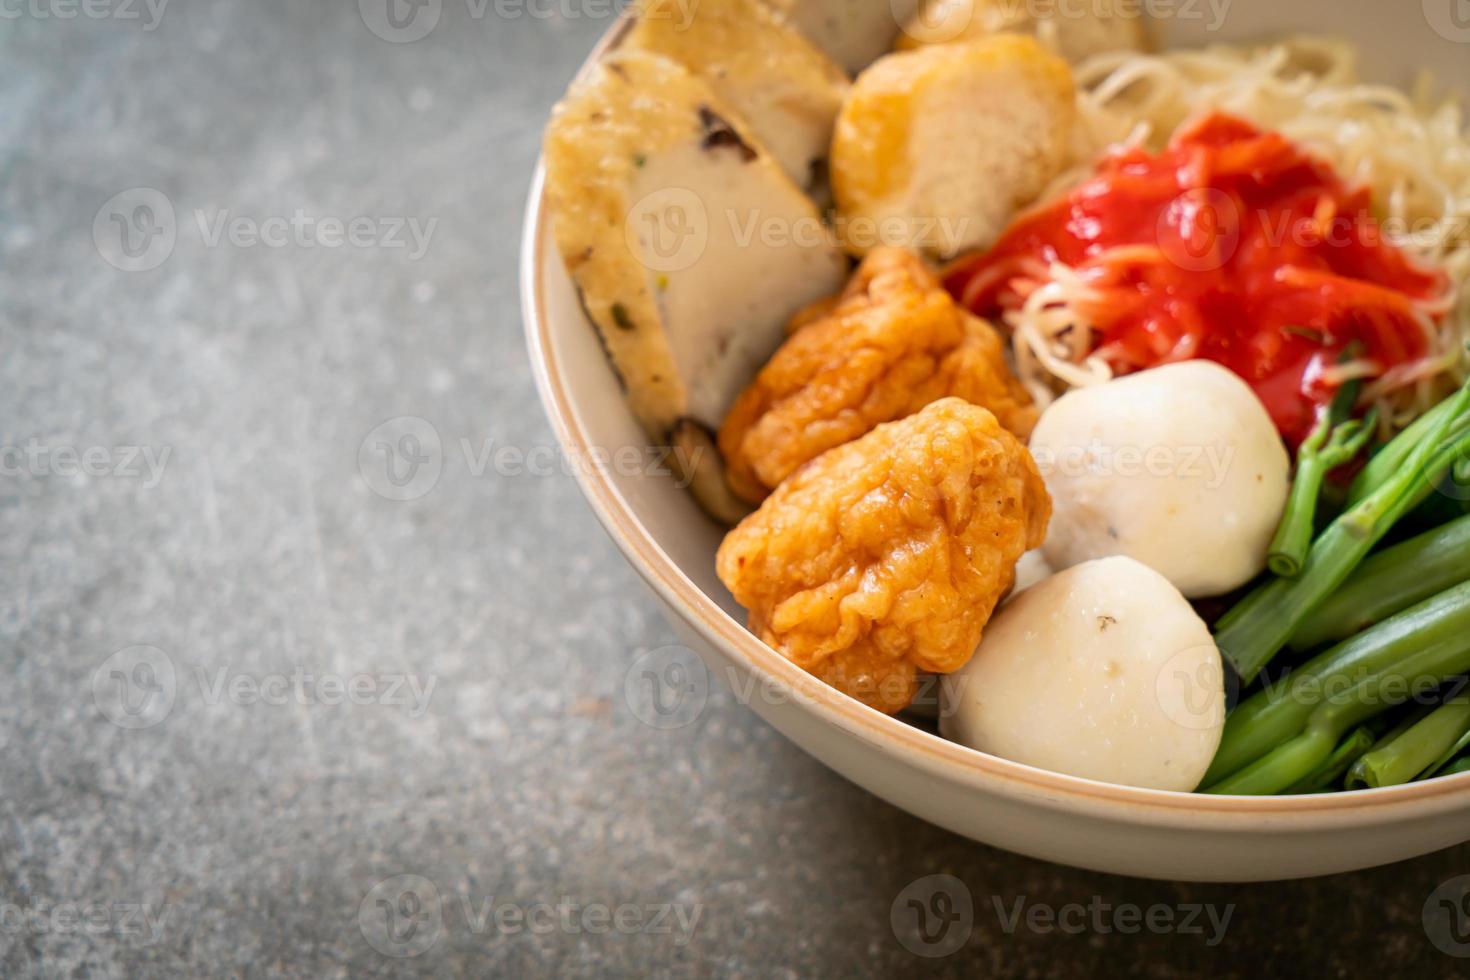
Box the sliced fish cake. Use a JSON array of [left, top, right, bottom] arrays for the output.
[[624, 0, 850, 198], [544, 51, 850, 516]]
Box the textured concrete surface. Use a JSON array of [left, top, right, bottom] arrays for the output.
[[3, 1, 1470, 977]]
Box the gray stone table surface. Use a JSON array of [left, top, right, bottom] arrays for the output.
[[4, 1, 1470, 977]]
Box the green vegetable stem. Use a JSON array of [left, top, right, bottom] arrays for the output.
[[1284, 726, 1376, 793], [1287, 513, 1470, 651], [1425, 725, 1470, 780], [1203, 579, 1470, 793], [1215, 378, 1470, 683], [1347, 395, 1470, 506], [1268, 410, 1375, 578], [1346, 693, 1470, 788]]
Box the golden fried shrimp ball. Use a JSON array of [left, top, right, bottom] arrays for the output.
[[718, 247, 1037, 504], [716, 398, 1051, 714]]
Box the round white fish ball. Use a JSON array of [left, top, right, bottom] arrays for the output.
[[941, 557, 1226, 791], [1028, 360, 1290, 598]]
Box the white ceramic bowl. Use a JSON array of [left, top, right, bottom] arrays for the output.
[[522, 4, 1470, 881]]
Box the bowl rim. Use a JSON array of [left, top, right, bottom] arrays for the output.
[[519, 17, 1470, 826]]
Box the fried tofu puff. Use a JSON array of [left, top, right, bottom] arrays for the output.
[[830, 36, 1075, 259], [716, 398, 1050, 714], [624, 0, 850, 197], [896, 0, 1150, 63], [718, 247, 1037, 504]]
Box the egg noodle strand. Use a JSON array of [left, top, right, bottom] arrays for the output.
[[1008, 37, 1470, 435]]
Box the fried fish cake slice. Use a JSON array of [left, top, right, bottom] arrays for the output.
[[717, 398, 1051, 714], [718, 247, 1037, 503]]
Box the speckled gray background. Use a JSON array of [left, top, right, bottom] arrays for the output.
[[3, 1, 1470, 977]]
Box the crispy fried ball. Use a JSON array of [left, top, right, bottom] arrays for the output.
[[718, 247, 1037, 504], [716, 398, 1050, 714]]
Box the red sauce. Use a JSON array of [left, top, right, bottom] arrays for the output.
[[943, 112, 1448, 445]]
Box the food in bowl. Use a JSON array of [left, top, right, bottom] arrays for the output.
[[1028, 360, 1291, 598], [542, 0, 1470, 796], [716, 397, 1049, 713], [717, 247, 1038, 503], [940, 556, 1225, 792]]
